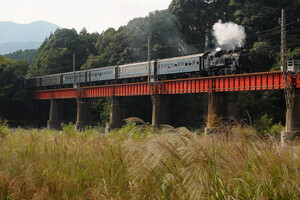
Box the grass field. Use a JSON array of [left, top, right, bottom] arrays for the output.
[[0, 119, 299, 199]]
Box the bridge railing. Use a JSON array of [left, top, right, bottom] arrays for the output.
[[31, 71, 300, 100]]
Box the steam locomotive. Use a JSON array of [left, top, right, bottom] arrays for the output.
[[24, 48, 251, 88]]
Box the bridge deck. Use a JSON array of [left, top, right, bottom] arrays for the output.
[[31, 71, 300, 100]]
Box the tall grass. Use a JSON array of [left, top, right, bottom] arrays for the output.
[[0, 121, 299, 199]]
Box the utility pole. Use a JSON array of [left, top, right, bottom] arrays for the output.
[[73, 53, 77, 89], [281, 9, 287, 82], [148, 37, 151, 83], [280, 9, 293, 132], [280, 9, 300, 143], [148, 36, 157, 102]]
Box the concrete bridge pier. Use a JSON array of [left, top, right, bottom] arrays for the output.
[[152, 95, 170, 126], [227, 93, 240, 120], [281, 89, 300, 143], [47, 99, 63, 129], [75, 98, 91, 131], [205, 92, 228, 134], [105, 96, 125, 133]]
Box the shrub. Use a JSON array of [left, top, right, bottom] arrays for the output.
[[0, 117, 9, 138], [62, 122, 76, 136], [254, 114, 283, 137]]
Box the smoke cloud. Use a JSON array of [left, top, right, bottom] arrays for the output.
[[212, 20, 246, 50]]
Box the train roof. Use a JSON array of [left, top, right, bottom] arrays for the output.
[[26, 72, 62, 79], [88, 65, 117, 71], [118, 60, 155, 68], [157, 53, 208, 62]]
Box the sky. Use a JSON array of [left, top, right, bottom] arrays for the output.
[[1, 0, 173, 33]]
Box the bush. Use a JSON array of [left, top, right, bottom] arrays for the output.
[[0, 117, 9, 138], [254, 114, 284, 137], [62, 122, 76, 136]]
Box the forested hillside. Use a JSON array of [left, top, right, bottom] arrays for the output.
[[28, 0, 300, 76], [0, 56, 29, 120], [4, 49, 37, 65], [1, 0, 300, 128]]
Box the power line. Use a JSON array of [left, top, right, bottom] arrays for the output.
[[245, 20, 299, 38]]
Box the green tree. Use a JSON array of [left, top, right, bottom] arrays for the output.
[[229, 0, 300, 71], [4, 49, 37, 65], [82, 10, 183, 70], [0, 56, 29, 119], [28, 28, 88, 76], [169, 0, 209, 52]]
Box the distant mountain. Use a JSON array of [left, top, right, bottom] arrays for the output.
[[0, 21, 59, 54], [0, 42, 41, 55], [4, 49, 37, 65]]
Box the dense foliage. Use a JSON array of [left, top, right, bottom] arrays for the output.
[[28, 28, 99, 76], [4, 49, 37, 65], [0, 56, 29, 119], [25, 0, 299, 76]]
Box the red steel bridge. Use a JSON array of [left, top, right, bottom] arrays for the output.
[[31, 71, 300, 100], [31, 71, 300, 142]]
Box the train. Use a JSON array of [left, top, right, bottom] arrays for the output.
[[24, 48, 251, 88]]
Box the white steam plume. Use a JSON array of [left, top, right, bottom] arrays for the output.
[[212, 20, 246, 50]]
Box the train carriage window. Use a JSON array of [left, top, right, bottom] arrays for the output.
[[189, 63, 192, 66], [174, 64, 177, 67], [185, 63, 188, 66]]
